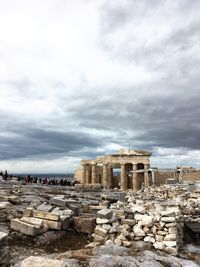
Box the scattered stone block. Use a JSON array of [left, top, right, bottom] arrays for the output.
[[164, 234, 176, 241], [95, 226, 108, 237], [20, 217, 43, 227], [23, 207, 33, 217], [162, 241, 176, 247], [97, 209, 113, 219], [37, 202, 54, 212], [96, 218, 109, 224], [43, 219, 62, 230], [0, 202, 11, 209], [33, 210, 60, 221], [161, 217, 176, 223], [49, 196, 68, 207], [153, 241, 166, 250], [11, 219, 44, 236]]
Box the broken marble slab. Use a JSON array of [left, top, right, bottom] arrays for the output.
[[11, 219, 44, 236]]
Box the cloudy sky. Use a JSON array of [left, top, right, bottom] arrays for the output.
[[0, 0, 200, 173]]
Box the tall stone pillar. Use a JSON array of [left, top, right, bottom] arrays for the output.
[[132, 164, 138, 192], [144, 164, 149, 187], [91, 163, 97, 184], [82, 164, 86, 184], [107, 165, 113, 189], [85, 164, 90, 184], [103, 164, 108, 189], [121, 163, 127, 191]]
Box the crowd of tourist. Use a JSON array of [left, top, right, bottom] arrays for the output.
[[0, 170, 75, 186], [23, 175, 75, 186]]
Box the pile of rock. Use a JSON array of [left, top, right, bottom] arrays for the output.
[[0, 202, 12, 222], [88, 200, 182, 254], [11, 203, 74, 236], [0, 232, 9, 267]]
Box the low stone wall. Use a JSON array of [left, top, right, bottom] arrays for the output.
[[0, 232, 9, 267], [88, 199, 183, 255]]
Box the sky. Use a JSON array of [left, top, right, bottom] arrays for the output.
[[0, 0, 200, 173]]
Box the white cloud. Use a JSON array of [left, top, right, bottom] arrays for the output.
[[0, 0, 200, 172]]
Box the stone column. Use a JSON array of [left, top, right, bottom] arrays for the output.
[[144, 164, 150, 187], [103, 164, 108, 189], [110, 167, 113, 189], [132, 164, 138, 192], [121, 163, 127, 191], [91, 163, 97, 184], [85, 164, 90, 184], [107, 165, 113, 189], [82, 164, 87, 184]]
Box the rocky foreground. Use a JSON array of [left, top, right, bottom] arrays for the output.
[[0, 181, 200, 266]]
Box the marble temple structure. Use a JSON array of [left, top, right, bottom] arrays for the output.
[[76, 149, 152, 192]]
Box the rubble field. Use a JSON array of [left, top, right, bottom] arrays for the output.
[[0, 181, 200, 266]]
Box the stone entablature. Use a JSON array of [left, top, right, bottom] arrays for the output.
[[76, 149, 152, 192]]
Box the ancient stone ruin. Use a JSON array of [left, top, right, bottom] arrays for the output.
[[0, 149, 200, 266], [75, 149, 152, 191]]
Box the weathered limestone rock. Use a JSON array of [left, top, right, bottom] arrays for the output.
[[168, 227, 176, 234], [95, 226, 108, 237], [35, 231, 66, 246], [11, 219, 44, 236], [164, 234, 176, 241], [33, 210, 60, 221], [161, 217, 176, 223], [18, 256, 80, 267], [43, 219, 62, 230], [20, 217, 43, 227], [131, 205, 146, 214], [0, 202, 11, 209], [157, 230, 168, 236], [92, 234, 105, 243], [165, 222, 176, 228], [140, 215, 154, 227], [102, 224, 111, 231], [96, 218, 109, 224], [0, 232, 9, 267], [97, 209, 113, 219], [143, 226, 150, 234], [94, 242, 130, 256], [49, 196, 68, 207], [155, 235, 164, 242], [109, 226, 118, 234], [153, 241, 166, 250], [121, 219, 136, 226], [134, 227, 145, 237], [73, 216, 96, 235], [51, 208, 74, 230], [162, 241, 176, 247], [23, 207, 33, 217], [85, 242, 101, 248], [144, 236, 155, 243], [37, 202, 53, 212], [134, 214, 145, 221]]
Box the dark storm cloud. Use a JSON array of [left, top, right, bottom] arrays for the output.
[[0, 120, 106, 160], [67, 83, 200, 152]]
